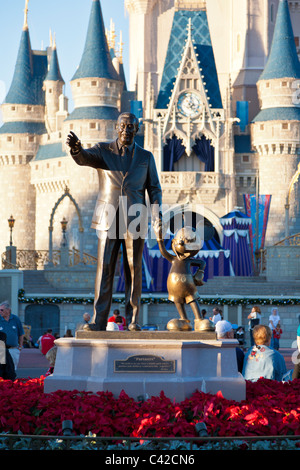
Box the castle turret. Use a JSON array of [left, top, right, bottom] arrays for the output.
[[63, 0, 124, 145], [43, 37, 65, 134], [251, 0, 300, 244], [0, 2, 48, 255]]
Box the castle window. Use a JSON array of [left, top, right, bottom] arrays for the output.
[[91, 80, 97, 86], [48, 88, 53, 94], [282, 123, 289, 130], [58, 161, 61, 167], [11, 106, 16, 111], [242, 155, 250, 163], [260, 124, 264, 130], [28, 136, 35, 143], [77, 82, 80, 87], [266, 82, 270, 88], [69, 124, 73, 130], [89, 122, 96, 129], [7, 136, 12, 142], [26, 106, 32, 112], [35, 164, 38, 170], [281, 81, 288, 87]]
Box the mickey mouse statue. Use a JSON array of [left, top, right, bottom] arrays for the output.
[[154, 221, 215, 332]]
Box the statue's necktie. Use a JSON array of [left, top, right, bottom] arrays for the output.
[[121, 146, 130, 174]]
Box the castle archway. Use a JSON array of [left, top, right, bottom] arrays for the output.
[[48, 186, 84, 265], [160, 203, 223, 246]]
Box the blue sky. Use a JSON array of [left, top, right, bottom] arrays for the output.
[[0, 0, 130, 121]]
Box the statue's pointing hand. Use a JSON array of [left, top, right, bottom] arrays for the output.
[[66, 131, 82, 153]]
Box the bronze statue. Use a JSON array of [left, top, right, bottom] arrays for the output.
[[154, 222, 215, 331], [66, 113, 162, 331]]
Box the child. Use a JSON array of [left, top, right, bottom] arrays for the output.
[[272, 325, 282, 350], [115, 316, 125, 330]]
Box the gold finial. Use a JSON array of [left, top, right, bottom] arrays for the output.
[[49, 29, 53, 48], [105, 27, 111, 48], [118, 30, 124, 63], [110, 18, 116, 50], [23, 0, 29, 30]]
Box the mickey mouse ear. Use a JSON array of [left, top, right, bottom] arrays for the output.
[[204, 225, 215, 241]]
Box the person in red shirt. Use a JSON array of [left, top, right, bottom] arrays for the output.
[[40, 329, 56, 355], [272, 325, 282, 350], [107, 309, 126, 329]]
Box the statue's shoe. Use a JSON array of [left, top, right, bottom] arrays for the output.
[[167, 318, 192, 331], [128, 323, 141, 331]]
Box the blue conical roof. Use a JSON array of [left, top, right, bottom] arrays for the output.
[[4, 25, 48, 106], [45, 46, 64, 83], [259, 0, 300, 80], [5, 28, 33, 104], [71, 0, 120, 81]]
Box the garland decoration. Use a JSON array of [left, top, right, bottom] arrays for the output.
[[17, 289, 300, 307]]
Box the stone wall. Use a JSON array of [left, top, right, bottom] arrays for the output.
[[266, 245, 300, 280]]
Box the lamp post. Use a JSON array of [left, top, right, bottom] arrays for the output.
[[60, 217, 69, 267], [60, 217, 68, 247], [8, 215, 15, 246]]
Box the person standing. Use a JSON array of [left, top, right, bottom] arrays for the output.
[[0, 301, 24, 370], [247, 305, 261, 346], [272, 325, 282, 350], [209, 307, 222, 324], [268, 308, 281, 348], [40, 329, 56, 356], [66, 112, 162, 331]]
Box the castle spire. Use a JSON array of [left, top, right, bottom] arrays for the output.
[[23, 0, 29, 30], [5, 18, 33, 104], [259, 0, 300, 80], [71, 0, 120, 81], [45, 38, 64, 83]]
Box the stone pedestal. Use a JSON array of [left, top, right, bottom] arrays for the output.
[[44, 331, 246, 402]]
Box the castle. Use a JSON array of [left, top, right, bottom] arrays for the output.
[[1, 0, 300, 341]]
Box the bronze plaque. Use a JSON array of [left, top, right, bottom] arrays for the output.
[[114, 354, 176, 373]]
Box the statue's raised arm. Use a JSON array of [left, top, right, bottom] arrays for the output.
[[66, 131, 82, 154]]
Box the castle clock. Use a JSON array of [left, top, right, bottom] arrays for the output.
[[177, 92, 202, 118]]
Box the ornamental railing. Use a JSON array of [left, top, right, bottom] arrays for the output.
[[274, 232, 300, 246], [1, 433, 300, 451], [1, 248, 97, 270], [160, 171, 229, 190]]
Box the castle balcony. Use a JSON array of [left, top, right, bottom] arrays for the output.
[[160, 171, 231, 205]]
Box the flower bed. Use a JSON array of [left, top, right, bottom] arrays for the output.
[[0, 377, 300, 438]]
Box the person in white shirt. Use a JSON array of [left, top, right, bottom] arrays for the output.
[[247, 306, 261, 346], [209, 307, 223, 324]]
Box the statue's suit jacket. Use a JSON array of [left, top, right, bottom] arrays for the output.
[[71, 139, 162, 232]]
